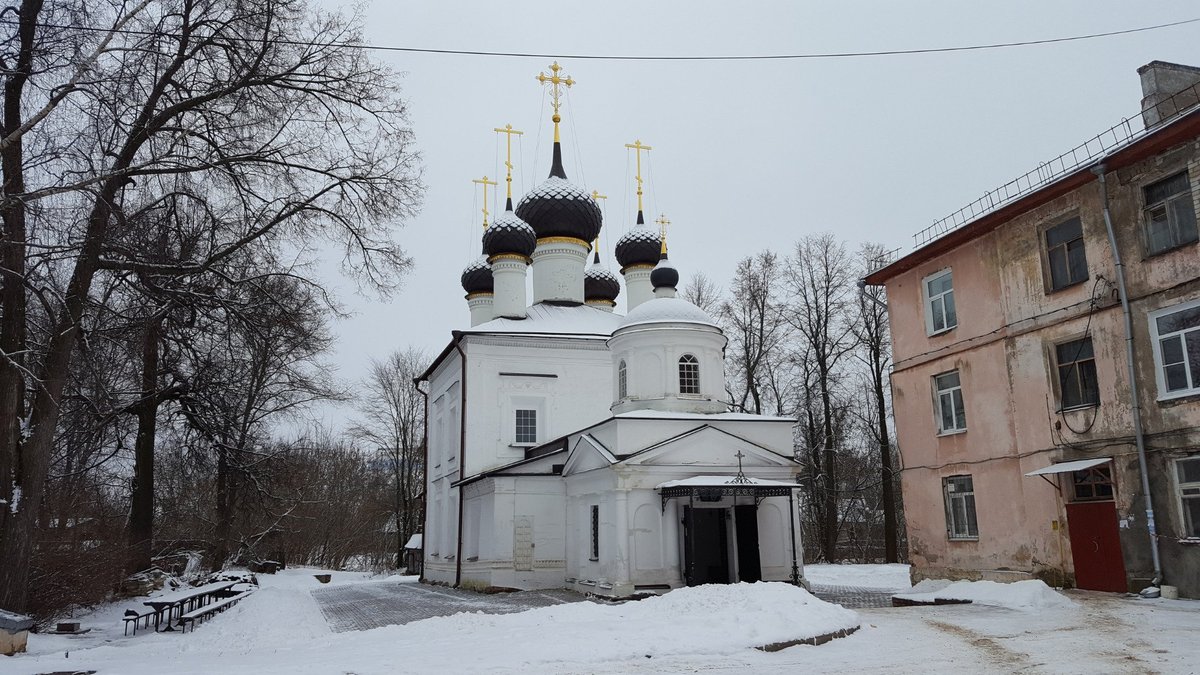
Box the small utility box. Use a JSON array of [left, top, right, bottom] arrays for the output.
[[0, 609, 34, 655], [55, 621, 82, 634]]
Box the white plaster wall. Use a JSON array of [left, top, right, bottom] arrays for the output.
[[609, 322, 728, 414]]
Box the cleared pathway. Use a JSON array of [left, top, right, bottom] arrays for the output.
[[312, 581, 592, 632], [809, 583, 897, 609]]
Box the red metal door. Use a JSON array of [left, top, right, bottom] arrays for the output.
[[1065, 501, 1127, 592]]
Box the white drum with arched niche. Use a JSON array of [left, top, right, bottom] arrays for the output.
[[608, 297, 727, 414]]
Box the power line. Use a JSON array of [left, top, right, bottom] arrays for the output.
[[6, 16, 1198, 62]]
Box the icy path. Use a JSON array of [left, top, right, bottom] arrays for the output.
[[312, 582, 590, 632]]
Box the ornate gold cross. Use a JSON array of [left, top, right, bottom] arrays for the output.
[[537, 62, 575, 142], [493, 124, 524, 202], [591, 191, 608, 256], [624, 140, 652, 214], [472, 175, 498, 228], [656, 213, 671, 254]]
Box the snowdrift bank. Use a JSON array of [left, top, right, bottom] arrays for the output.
[[805, 563, 912, 590], [894, 579, 1074, 611]]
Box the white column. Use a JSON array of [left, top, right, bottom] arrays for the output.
[[491, 255, 528, 319], [663, 499, 682, 586], [614, 488, 629, 584], [622, 265, 654, 311], [531, 238, 588, 304], [467, 294, 493, 327], [653, 286, 677, 299]]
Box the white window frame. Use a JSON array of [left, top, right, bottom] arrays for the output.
[[1148, 297, 1200, 400], [514, 408, 538, 445], [618, 360, 628, 400], [678, 354, 700, 395], [1176, 456, 1200, 540], [923, 269, 957, 336], [933, 370, 967, 435], [943, 475, 979, 540]]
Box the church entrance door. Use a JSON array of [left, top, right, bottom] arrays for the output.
[[734, 505, 761, 583], [683, 507, 731, 585]]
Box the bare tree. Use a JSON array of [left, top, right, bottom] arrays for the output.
[[0, 0, 420, 611], [351, 347, 427, 569], [784, 234, 855, 563], [851, 243, 900, 563], [720, 252, 789, 414], [680, 272, 722, 316]]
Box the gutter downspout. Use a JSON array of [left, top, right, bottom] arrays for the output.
[[1093, 163, 1163, 586], [453, 337, 468, 587], [415, 378, 430, 582]]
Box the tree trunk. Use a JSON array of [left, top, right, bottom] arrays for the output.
[[874, 360, 899, 563], [127, 315, 163, 575], [820, 370, 838, 564]]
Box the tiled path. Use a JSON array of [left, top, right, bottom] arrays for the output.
[[312, 582, 592, 633], [809, 584, 897, 609]]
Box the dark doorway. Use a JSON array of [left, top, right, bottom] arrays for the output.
[[735, 505, 761, 582], [683, 507, 730, 585], [1065, 500, 1127, 592]]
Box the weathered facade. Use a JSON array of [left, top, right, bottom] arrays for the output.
[[866, 61, 1200, 597]]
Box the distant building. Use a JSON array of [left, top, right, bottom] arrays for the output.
[[865, 61, 1200, 598], [417, 64, 804, 597]]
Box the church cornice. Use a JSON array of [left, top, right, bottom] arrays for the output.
[[464, 334, 611, 351]]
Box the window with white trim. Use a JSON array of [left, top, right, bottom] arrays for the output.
[[618, 360, 628, 399], [934, 370, 966, 434], [924, 269, 957, 335], [678, 354, 700, 394], [1149, 299, 1200, 398], [943, 475, 979, 540], [1143, 171, 1198, 255], [1177, 456, 1200, 539], [514, 409, 537, 445]]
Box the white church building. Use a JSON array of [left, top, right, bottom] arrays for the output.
[[417, 64, 804, 597]]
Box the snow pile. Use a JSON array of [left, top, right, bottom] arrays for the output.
[[805, 563, 912, 590], [894, 579, 1074, 611], [12, 581, 858, 675]]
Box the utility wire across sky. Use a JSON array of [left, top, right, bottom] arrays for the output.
[[4, 15, 1198, 61]]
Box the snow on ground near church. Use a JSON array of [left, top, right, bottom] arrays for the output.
[[895, 578, 1076, 611], [9, 567, 1200, 674], [805, 563, 913, 590]]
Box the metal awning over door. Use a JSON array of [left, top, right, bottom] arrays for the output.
[[1024, 457, 1112, 477]]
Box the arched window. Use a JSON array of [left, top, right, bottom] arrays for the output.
[[678, 354, 700, 394], [618, 360, 628, 399]]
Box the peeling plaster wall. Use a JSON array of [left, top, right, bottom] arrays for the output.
[[886, 136, 1200, 595]]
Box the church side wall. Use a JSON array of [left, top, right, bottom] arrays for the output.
[[423, 349, 462, 586], [460, 476, 566, 591]]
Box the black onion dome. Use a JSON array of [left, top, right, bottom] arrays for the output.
[[514, 143, 602, 243], [650, 256, 678, 289], [460, 256, 494, 295], [615, 224, 662, 269], [483, 210, 536, 258], [585, 264, 621, 302]]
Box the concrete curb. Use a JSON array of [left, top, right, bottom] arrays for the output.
[[756, 625, 860, 652]]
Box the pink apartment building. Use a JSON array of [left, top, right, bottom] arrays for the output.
[[865, 62, 1200, 598]]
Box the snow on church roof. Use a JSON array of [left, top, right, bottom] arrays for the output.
[[462, 302, 624, 338], [655, 476, 800, 490], [618, 297, 719, 330]]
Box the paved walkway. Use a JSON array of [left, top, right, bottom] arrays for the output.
[[809, 583, 897, 608], [312, 582, 592, 633]]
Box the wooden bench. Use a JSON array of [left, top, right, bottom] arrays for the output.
[[123, 609, 156, 636], [178, 590, 253, 633]]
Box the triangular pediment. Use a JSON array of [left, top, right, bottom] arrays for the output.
[[562, 434, 617, 476], [620, 425, 796, 468]]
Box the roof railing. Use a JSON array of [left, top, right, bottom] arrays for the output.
[[912, 81, 1200, 249]]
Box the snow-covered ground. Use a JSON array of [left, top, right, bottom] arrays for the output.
[[7, 566, 1199, 674], [805, 563, 913, 590]]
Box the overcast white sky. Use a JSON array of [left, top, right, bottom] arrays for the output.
[[305, 0, 1200, 432]]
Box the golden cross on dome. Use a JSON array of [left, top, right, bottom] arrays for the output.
[[656, 213, 671, 254], [472, 175, 498, 228], [537, 61, 575, 143], [493, 124, 524, 202], [590, 192, 607, 256], [624, 140, 652, 214]]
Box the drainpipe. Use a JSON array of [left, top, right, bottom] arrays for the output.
[[1092, 164, 1163, 587], [453, 338, 468, 587], [415, 379, 430, 582]]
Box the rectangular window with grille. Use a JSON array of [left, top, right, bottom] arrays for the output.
[[934, 370, 966, 433], [590, 505, 600, 560], [679, 355, 700, 394], [1055, 337, 1099, 409], [1071, 465, 1114, 502], [1178, 457, 1200, 539], [943, 475, 979, 540], [1150, 299, 1200, 399], [1143, 171, 1198, 255], [515, 409, 537, 444], [1045, 217, 1088, 291]]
